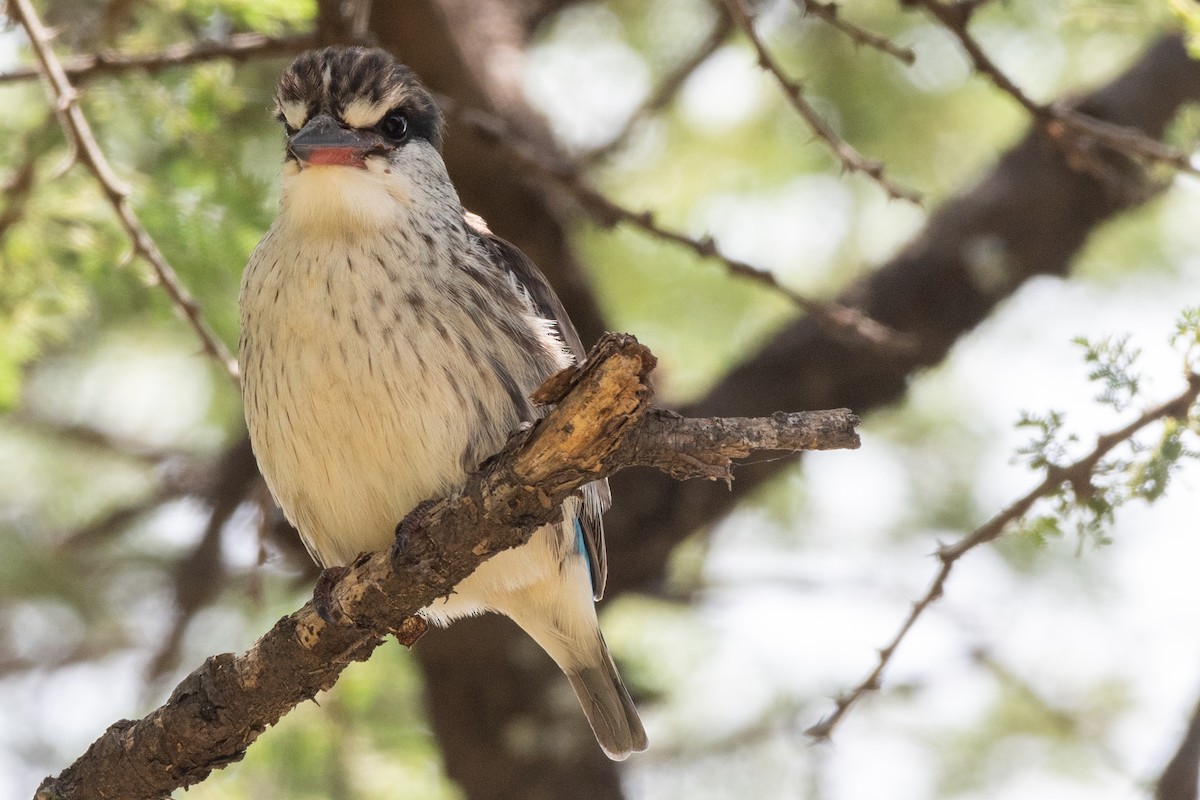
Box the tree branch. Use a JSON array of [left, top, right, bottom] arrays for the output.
[[908, 0, 1199, 179], [805, 371, 1200, 739], [611, 34, 1200, 594], [35, 334, 859, 800], [440, 95, 916, 354], [0, 32, 316, 85], [723, 0, 922, 203], [9, 0, 240, 385], [794, 0, 916, 64]]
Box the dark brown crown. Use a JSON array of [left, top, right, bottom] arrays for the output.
[[275, 47, 443, 149]]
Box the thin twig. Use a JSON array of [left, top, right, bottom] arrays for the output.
[[910, 0, 1199, 176], [794, 0, 916, 64], [723, 0, 922, 203], [580, 7, 735, 165], [443, 97, 917, 354], [0, 32, 316, 85], [806, 371, 1200, 739], [10, 0, 240, 384]]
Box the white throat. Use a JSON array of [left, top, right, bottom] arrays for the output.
[[275, 141, 460, 239]]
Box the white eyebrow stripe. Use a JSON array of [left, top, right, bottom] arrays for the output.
[[279, 101, 308, 130], [341, 87, 410, 129], [342, 97, 392, 129]]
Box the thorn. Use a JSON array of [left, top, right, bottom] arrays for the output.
[[804, 723, 832, 742], [55, 88, 78, 112]]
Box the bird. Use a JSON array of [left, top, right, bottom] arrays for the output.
[[238, 45, 647, 760]]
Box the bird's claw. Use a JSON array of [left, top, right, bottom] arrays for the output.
[[313, 565, 352, 626], [391, 498, 437, 567]]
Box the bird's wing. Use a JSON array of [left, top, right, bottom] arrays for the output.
[[465, 212, 610, 599], [464, 212, 586, 357]]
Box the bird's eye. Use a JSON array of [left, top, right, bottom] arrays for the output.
[[283, 123, 298, 137], [379, 111, 409, 142]]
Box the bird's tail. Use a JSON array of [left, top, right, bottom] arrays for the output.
[[563, 632, 648, 760], [499, 576, 648, 760]]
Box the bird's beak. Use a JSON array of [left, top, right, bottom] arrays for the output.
[[287, 114, 389, 169]]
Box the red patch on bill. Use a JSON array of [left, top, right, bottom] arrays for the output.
[[301, 148, 366, 168]]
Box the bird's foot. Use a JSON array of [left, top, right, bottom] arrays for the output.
[[313, 565, 352, 626], [391, 498, 437, 567]]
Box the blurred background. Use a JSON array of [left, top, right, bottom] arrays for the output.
[[3, 0, 1200, 798]]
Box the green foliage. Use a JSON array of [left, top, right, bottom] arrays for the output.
[[0, 2, 301, 407], [1014, 409, 1076, 471], [1072, 334, 1140, 411], [1014, 322, 1200, 550], [1019, 513, 1065, 549], [1126, 418, 1191, 502], [1171, 305, 1200, 367]]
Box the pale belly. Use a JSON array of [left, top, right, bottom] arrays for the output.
[[243, 307, 570, 622], [247, 329, 466, 566], [242, 252, 532, 569]]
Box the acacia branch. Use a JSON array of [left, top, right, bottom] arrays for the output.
[[35, 334, 859, 800], [0, 32, 316, 85], [9, 0, 240, 385], [908, 0, 1199, 177], [440, 96, 916, 354], [723, 0, 922, 203], [794, 0, 916, 64], [806, 371, 1200, 740]]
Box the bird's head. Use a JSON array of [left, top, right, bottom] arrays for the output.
[[271, 47, 452, 234]]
